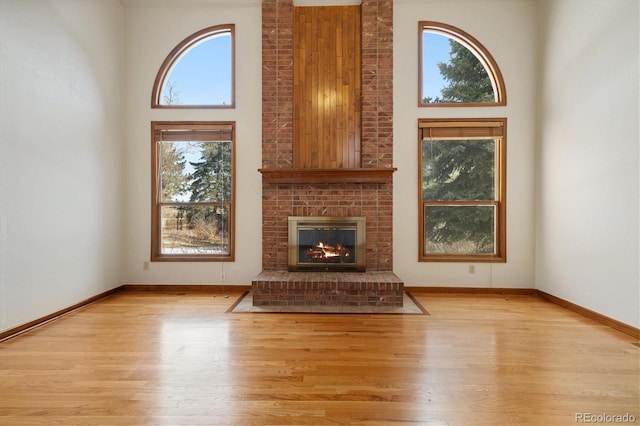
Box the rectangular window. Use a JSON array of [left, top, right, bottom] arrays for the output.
[[151, 122, 235, 261], [419, 118, 506, 262]]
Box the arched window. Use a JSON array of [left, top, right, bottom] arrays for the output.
[[151, 24, 234, 108], [418, 22, 507, 262], [419, 21, 505, 106]]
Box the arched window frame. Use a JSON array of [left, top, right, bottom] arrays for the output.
[[151, 24, 235, 109], [418, 21, 506, 107]]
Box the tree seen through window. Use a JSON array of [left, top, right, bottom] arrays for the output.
[[152, 123, 235, 261], [420, 22, 505, 106], [418, 23, 506, 261]]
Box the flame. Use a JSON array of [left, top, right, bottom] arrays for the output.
[[305, 241, 350, 260]]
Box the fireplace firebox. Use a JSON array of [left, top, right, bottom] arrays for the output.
[[288, 216, 366, 272]]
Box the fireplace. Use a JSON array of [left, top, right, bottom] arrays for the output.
[[288, 216, 366, 272], [253, 1, 400, 307]]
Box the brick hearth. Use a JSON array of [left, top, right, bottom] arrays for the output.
[[252, 271, 403, 307]]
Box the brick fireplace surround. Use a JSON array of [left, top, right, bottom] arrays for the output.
[[253, 0, 402, 307]]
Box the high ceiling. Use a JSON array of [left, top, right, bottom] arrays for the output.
[[119, 0, 362, 7], [119, 0, 260, 8]]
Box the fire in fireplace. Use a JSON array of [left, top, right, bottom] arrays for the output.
[[288, 216, 366, 272]]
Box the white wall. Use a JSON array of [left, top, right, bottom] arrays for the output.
[[0, 0, 125, 332], [122, 2, 263, 285], [393, 0, 538, 288], [535, 0, 640, 327]]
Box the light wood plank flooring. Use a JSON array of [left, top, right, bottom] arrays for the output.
[[0, 290, 638, 425]]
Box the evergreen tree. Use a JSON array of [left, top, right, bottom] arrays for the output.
[[188, 142, 232, 203], [423, 39, 496, 254], [160, 143, 187, 201], [438, 39, 493, 103], [186, 141, 232, 240], [159, 142, 187, 231], [422, 140, 495, 253], [423, 39, 493, 104]]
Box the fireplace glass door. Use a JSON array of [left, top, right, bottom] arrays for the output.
[[288, 217, 366, 272]]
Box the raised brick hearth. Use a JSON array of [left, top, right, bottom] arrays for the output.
[[252, 271, 403, 307]]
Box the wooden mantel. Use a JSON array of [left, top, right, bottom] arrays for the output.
[[259, 167, 397, 184]]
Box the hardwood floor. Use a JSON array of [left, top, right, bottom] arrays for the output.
[[0, 290, 638, 425]]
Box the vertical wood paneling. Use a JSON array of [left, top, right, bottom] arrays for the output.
[[294, 6, 361, 169]]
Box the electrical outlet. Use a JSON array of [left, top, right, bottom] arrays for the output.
[[468, 264, 475, 274], [143, 261, 150, 271]]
